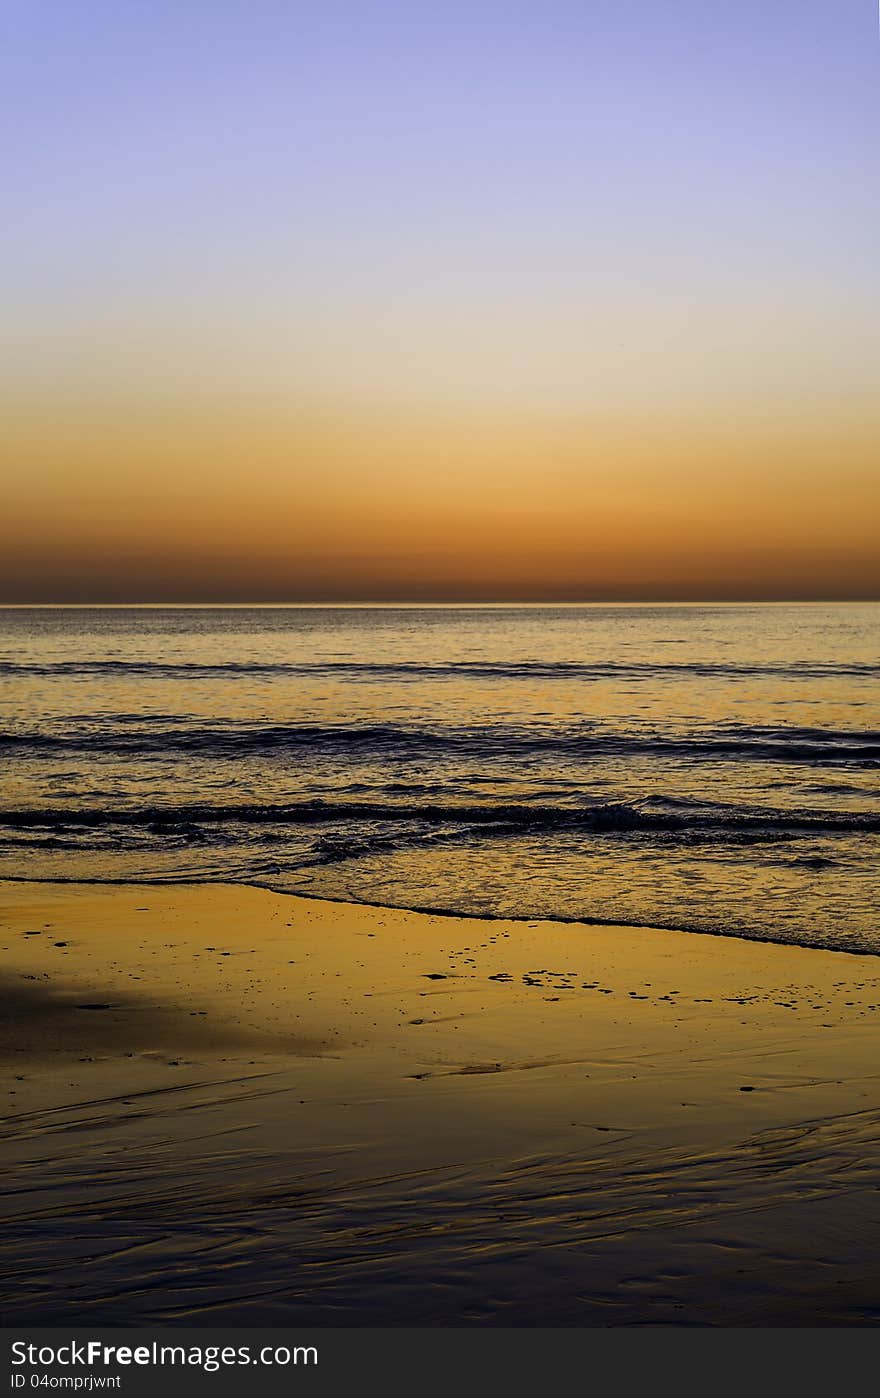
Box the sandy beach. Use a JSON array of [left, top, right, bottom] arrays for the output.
[[1, 878, 878, 1325]]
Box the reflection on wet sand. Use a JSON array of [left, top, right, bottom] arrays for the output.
[[2, 880, 879, 1325]]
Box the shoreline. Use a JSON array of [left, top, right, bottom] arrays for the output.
[[2, 878, 879, 1325], [2, 872, 876, 959]]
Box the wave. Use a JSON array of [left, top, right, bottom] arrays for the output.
[[2, 720, 878, 767], [1, 796, 877, 840], [0, 658, 878, 680]]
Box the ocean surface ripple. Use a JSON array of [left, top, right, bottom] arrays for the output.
[[1, 604, 877, 953]]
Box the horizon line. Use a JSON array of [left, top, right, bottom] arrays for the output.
[[1, 598, 878, 610]]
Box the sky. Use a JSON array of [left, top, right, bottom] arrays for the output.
[[1, 0, 878, 602]]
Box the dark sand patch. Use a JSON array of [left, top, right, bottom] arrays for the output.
[[0, 971, 329, 1061]]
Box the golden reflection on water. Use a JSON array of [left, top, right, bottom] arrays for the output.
[[0, 604, 877, 949]]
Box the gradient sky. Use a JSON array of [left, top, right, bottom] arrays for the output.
[[2, 1, 878, 601]]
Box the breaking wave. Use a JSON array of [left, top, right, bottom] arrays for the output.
[[1, 721, 878, 767]]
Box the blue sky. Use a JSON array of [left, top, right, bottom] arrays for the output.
[[1, 2, 878, 600]]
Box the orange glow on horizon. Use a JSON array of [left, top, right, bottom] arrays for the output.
[[2, 397, 878, 603]]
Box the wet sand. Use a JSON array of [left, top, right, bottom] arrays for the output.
[[1, 879, 879, 1325]]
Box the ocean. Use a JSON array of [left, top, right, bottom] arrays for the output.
[[1, 603, 877, 953]]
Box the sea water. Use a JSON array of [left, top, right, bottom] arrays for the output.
[[0, 603, 877, 952]]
